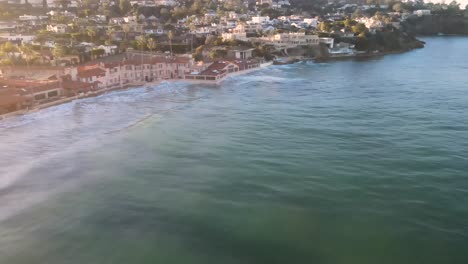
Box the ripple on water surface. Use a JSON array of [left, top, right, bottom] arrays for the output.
[[1, 37, 468, 264]]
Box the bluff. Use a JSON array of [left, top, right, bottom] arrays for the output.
[[403, 14, 468, 35]]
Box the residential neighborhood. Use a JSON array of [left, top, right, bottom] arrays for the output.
[[0, 0, 466, 115]]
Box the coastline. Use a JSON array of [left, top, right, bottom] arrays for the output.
[[313, 48, 421, 63], [0, 45, 422, 121], [0, 62, 273, 120], [0, 81, 163, 120]]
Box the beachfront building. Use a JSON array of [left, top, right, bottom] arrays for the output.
[[185, 59, 261, 82], [259, 32, 319, 50], [0, 86, 31, 114], [227, 48, 255, 60], [0, 79, 63, 105], [328, 42, 355, 56], [319, 37, 335, 48], [67, 54, 195, 88]]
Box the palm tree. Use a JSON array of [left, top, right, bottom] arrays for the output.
[[136, 35, 147, 81], [122, 24, 130, 42], [20, 44, 37, 66], [87, 26, 97, 44], [52, 44, 66, 66], [106, 27, 115, 46], [87, 26, 97, 60], [136, 35, 147, 51], [167, 30, 174, 56], [147, 37, 157, 57], [35, 30, 51, 52]]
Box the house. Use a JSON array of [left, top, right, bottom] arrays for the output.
[[233, 23, 262, 34], [303, 18, 319, 28], [221, 32, 248, 42], [227, 48, 255, 60], [185, 61, 239, 81], [0, 34, 35, 44], [46, 24, 68, 33], [62, 78, 98, 96], [319, 37, 334, 48], [74, 65, 107, 89], [414, 10, 431, 16], [329, 42, 355, 56], [260, 32, 320, 50], [0, 79, 64, 104], [0, 86, 31, 114], [0, 66, 68, 80], [26, 81, 64, 102], [155, 0, 177, 6], [97, 45, 118, 56], [251, 16, 270, 25]]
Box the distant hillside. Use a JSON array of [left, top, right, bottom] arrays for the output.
[[403, 14, 468, 35], [289, 0, 327, 10]]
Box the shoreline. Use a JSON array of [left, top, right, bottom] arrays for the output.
[[0, 81, 164, 120], [0, 47, 418, 121], [0, 63, 272, 120], [313, 48, 420, 63]]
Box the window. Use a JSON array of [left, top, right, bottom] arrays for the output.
[[48, 91, 58, 98], [34, 93, 46, 100]]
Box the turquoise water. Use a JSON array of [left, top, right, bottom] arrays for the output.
[[1, 37, 468, 264]]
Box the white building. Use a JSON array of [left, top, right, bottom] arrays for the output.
[[260, 32, 319, 50], [46, 24, 68, 34], [303, 18, 319, 28], [319, 37, 334, 48], [155, 0, 177, 6], [0, 34, 36, 44], [251, 16, 270, 24], [413, 10, 431, 16], [222, 32, 248, 41]]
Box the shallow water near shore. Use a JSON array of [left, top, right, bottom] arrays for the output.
[[1, 37, 468, 264]]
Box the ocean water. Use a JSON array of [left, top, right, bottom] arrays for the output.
[[0, 37, 468, 264]]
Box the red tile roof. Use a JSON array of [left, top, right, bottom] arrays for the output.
[[199, 61, 237, 76], [62, 80, 96, 92], [101, 55, 192, 68], [0, 89, 29, 107], [77, 68, 106, 78]]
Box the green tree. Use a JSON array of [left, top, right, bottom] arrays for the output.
[[35, 30, 50, 51], [167, 30, 174, 56], [392, 2, 402, 12], [1, 42, 18, 56], [318, 22, 331, 32], [147, 37, 157, 55], [136, 35, 147, 51], [208, 49, 227, 59], [20, 44, 37, 67], [87, 26, 97, 44], [106, 27, 115, 45], [119, 0, 131, 15], [54, 0, 71, 10], [122, 24, 130, 41], [352, 23, 367, 34], [52, 44, 67, 65], [91, 48, 105, 58], [205, 35, 216, 46]]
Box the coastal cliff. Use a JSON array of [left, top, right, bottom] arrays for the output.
[[403, 15, 468, 35]]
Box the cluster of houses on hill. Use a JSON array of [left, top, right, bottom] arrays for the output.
[[0, 0, 444, 115]]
